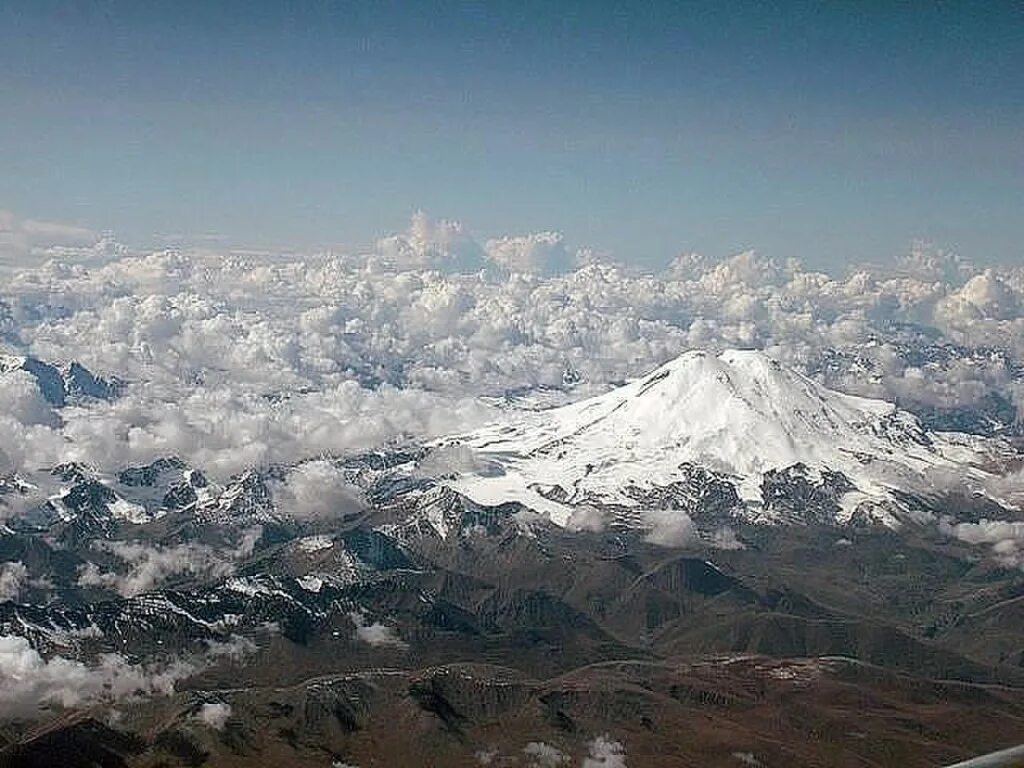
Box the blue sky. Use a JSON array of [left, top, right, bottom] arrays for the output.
[[1, 1, 1021, 269]]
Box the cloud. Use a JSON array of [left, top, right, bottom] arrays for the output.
[[375, 211, 485, 273], [940, 517, 1024, 569], [523, 741, 569, 767], [233, 526, 264, 558], [416, 445, 503, 479], [0, 369, 59, 427], [0, 478, 51, 523], [0, 210, 99, 269], [274, 460, 366, 520], [0, 633, 253, 720], [732, 753, 764, 767], [349, 611, 407, 649], [0, 562, 29, 602], [938, 270, 1020, 323], [582, 735, 627, 768], [475, 749, 499, 765], [78, 526, 263, 597], [710, 526, 745, 550], [0, 634, 191, 719], [195, 701, 232, 730], [566, 505, 609, 534], [643, 509, 697, 548], [1, 213, 1024, 496], [484, 231, 574, 275]]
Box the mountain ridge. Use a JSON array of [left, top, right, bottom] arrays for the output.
[[444, 349, 1017, 528]]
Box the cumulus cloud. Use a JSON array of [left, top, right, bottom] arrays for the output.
[[643, 509, 697, 548], [0, 633, 253, 720], [938, 270, 1020, 323], [566, 505, 609, 534], [233, 526, 264, 558], [523, 741, 569, 767], [195, 701, 232, 730], [475, 749, 499, 765], [485, 231, 574, 275], [0, 478, 50, 523], [0, 210, 100, 269], [1, 212, 1024, 492], [78, 526, 262, 597], [732, 752, 764, 767], [274, 461, 366, 520], [940, 517, 1024, 569], [349, 611, 407, 649], [416, 445, 504, 479], [0, 369, 59, 427], [375, 211, 485, 273], [0, 562, 29, 602], [711, 527, 746, 550], [0, 634, 191, 719], [582, 735, 627, 768]]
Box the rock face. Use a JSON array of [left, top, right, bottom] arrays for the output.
[[760, 463, 854, 524], [197, 470, 279, 525], [623, 463, 744, 522], [0, 354, 122, 406], [443, 349, 1016, 527], [47, 463, 153, 534]]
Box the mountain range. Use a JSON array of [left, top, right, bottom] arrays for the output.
[[1, 349, 1024, 766]]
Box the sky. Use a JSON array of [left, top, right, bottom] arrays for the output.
[[1, 1, 1022, 269]]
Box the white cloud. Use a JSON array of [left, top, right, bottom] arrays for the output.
[[0, 370, 59, 427], [0, 478, 51, 523], [732, 752, 764, 767], [938, 270, 1020, 323], [940, 517, 1024, 569], [0, 633, 253, 720], [415, 445, 502, 479], [582, 735, 627, 768], [523, 741, 569, 767], [711, 526, 745, 550], [195, 701, 232, 730], [0, 634, 191, 719], [274, 460, 366, 521], [0, 213, 1023, 497], [0, 210, 99, 269], [78, 526, 262, 597], [0, 562, 29, 602], [566, 505, 609, 534], [349, 611, 407, 649], [485, 231, 574, 275], [375, 211, 485, 273], [475, 749, 499, 765], [643, 509, 697, 548]]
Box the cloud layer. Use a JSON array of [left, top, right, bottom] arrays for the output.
[[940, 517, 1024, 569], [0, 633, 253, 720], [1, 213, 1023, 488]]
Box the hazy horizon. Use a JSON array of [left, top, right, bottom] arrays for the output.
[[2, 1, 1022, 269]]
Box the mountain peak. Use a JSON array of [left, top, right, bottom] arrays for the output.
[[443, 349, 1009, 527], [0, 354, 122, 407]]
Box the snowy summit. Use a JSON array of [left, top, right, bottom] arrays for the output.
[[445, 349, 1012, 527]]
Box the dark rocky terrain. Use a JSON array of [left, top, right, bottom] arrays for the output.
[[2, 450, 1024, 767]]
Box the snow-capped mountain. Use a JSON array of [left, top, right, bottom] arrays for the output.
[[442, 349, 1016, 527], [3, 354, 1024, 768], [0, 354, 122, 406]]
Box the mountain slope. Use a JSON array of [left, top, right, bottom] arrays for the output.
[[444, 349, 1015, 527], [0, 354, 122, 406]]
